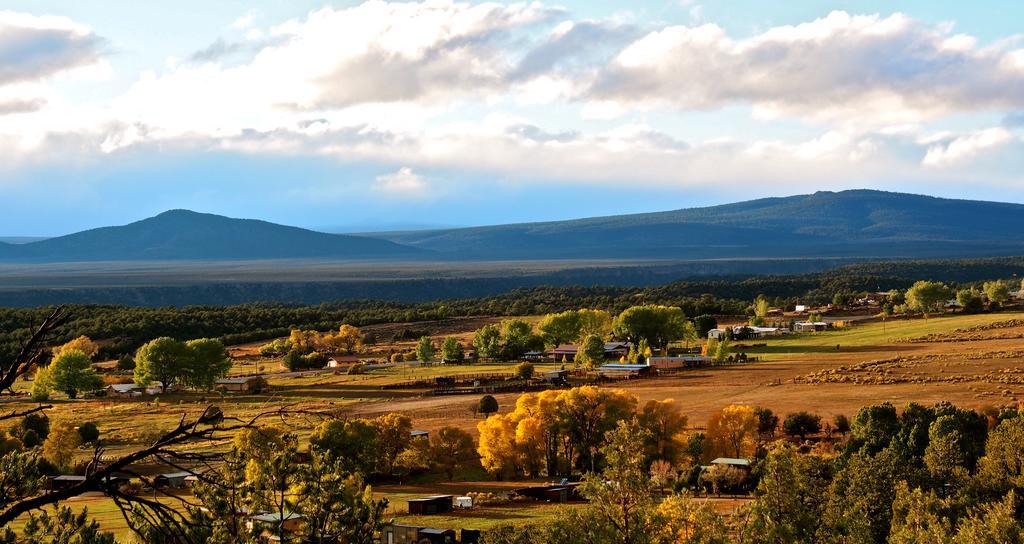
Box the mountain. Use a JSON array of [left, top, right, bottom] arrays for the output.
[[0, 210, 422, 262], [4, 190, 1024, 264], [366, 190, 1024, 260]]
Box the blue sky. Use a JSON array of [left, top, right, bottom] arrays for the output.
[[1, 1, 1023, 235]]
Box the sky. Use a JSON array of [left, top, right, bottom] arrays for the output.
[[2, 1, 1024, 235]]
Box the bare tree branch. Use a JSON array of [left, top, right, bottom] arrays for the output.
[[1, 306, 67, 394], [0, 404, 52, 422], [0, 405, 295, 526]]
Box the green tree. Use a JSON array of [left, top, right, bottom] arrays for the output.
[[537, 311, 582, 348], [975, 416, 1024, 494], [500, 319, 541, 360], [983, 280, 1011, 309], [888, 482, 951, 544], [577, 309, 613, 339], [76, 422, 100, 445], [951, 491, 1023, 544], [48, 349, 102, 399], [904, 281, 952, 317], [574, 334, 605, 369], [440, 337, 464, 363], [819, 449, 905, 544], [134, 337, 192, 391], [415, 336, 435, 362], [478, 395, 499, 416], [184, 338, 232, 390], [782, 411, 822, 441], [8, 506, 115, 544], [309, 419, 379, 476], [577, 418, 657, 544], [743, 443, 830, 543], [612, 305, 688, 348], [293, 456, 387, 544], [473, 324, 502, 360], [693, 315, 718, 337], [848, 402, 900, 455], [30, 366, 52, 402], [957, 288, 984, 313], [514, 362, 534, 380], [754, 407, 779, 439]]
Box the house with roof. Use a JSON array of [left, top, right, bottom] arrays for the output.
[[246, 511, 303, 540], [105, 383, 143, 398], [407, 495, 454, 515], [154, 470, 200, 489], [551, 342, 630, 362], [709, 457, 752, 472]]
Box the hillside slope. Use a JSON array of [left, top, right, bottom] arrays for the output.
[[0, 210, 422, 261], [368, 190, 1024, 259]]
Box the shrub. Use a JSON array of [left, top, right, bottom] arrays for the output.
[[77, 422, 100, 444], [348, 363, 366, 375], [514, 362, 535, 380], [478, 395, 499, 416]]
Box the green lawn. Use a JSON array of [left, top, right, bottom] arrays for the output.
[[742, 312, 1024, 360]]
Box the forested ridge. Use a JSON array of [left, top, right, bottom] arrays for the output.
[[1, 256, 1022, 361]]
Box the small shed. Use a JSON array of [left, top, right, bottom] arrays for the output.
[[794, 321, 828, 333], [647, 356, 711, 370], [410, 430, 429, 440], [454, 496, 473, 509], [381, 524, 423, 544], [215, 376, 267, 393], [407, 495, 453, 515], [515, 483, 583, 503], [416, 527, 457, 544], [596, 363, 651, 378]]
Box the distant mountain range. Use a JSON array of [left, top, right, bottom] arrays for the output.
[[369, 189, 1024, 260], [2, 190, 1023, 262]]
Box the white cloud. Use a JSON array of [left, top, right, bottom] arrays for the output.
[[0, 11, 105, 86], [922, 127, 1013, 167], [587, 11, 1024, 125], [373, 166, 429, 196]]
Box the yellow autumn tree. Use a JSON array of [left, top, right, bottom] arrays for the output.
[[638, 399, 689, 463], [53, 335, 99, 359], [323, 324, 362, 354], [477, 413, 519, 479], [288, 329, 320, 354], [705, 404, 757, 460]]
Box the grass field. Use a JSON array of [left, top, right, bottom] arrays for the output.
[[8, 310, 1024, 539]]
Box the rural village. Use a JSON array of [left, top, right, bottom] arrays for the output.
[[4, 279, 1024, 542]]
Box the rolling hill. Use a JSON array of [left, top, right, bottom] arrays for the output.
[[367, 190, 1024, 260], [0, 210, 421, 262]]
